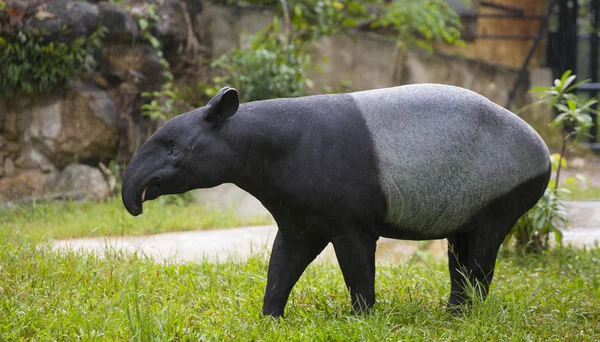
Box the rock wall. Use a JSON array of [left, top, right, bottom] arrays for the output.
[[0, 0, 204, 202], [0, 1, 545, 203], [310, 33, 532, 107]]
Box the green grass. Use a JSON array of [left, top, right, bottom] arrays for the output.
[[1, 195, 598, 340], [0, 231, 598, 341], [563, 183, 600, 200], [0, 196, 273, 241]]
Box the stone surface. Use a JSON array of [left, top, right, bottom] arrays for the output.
[[54, 164, 110, 200], [101, 44, 166, 91], [21, 84, 118, 168], [3, 158, 15, 177], [193, 183, 271, 219], [14, 147, 57, 173], [98, 2, 139, 43], [5, 141, 20, 154], [3, 110, 18, 141], [196, 3, 273, 57], [0, 169, 56, 201], [48, 200, 600, 263], [26, 0, 100, 43], [152, 0, 193, 46], [50, 225, 448, 264]]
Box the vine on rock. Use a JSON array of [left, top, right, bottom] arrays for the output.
[[0, 27, 107, 97]]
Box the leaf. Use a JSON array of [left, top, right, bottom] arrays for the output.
[[564, 177, 579, 185], [575, 174, 589, 184], [559, 70, 572, 83], [35, 10, 56, 21], [554, 229, 563, 243], [531, 85, 552, 93], [149, 36, 160, 49], [138, 18, 149, 31], [562, 74, 577, 91], [565, 78, 593, 93]]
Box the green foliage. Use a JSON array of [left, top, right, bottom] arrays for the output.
[[532, 70, 596, 141], [209, 0, 463, 50], [372, 0, 464, 52], [0, 1, 5, 11], [141, 83, 179, 120], [508, 154, 569, 253], [134, 4, 177, 120], [288, 0, 375, 43], [209, 18, 311, 102], [202, 0, 464, 103], [508, 71, 596, 253], [0, 27, 107, 97]]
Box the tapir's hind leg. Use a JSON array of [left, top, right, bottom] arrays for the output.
[[447, 232, 472, 308], [447, 221, 512, 312], [447, 169, 550, 312], [262, 230, 328, 318]]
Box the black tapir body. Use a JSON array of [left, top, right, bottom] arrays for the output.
[[122, 84, 551, 317]]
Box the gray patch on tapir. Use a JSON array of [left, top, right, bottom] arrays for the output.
[[351, 84, 550, 236]]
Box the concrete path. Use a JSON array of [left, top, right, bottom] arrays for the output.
[[50, 225, 449, 264], [51, 201, 600, 264]]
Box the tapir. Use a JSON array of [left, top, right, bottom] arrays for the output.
[[121, 84, 551, 317]]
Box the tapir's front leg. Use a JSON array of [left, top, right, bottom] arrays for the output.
[[262, 230, 328, 318]]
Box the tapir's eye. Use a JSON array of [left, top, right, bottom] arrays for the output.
[[168, 146, 179, 156]]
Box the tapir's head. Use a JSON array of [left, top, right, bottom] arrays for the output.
[[121, 87, 240, 216]]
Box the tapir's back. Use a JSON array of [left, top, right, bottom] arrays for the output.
[[349, 84, 550, 236]]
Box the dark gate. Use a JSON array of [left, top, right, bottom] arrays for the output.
[[547, 0, 600, 150], [501, 0, 599, 151]]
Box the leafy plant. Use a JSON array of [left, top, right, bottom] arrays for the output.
[[287, 0, 375, 43], [372, 0, 463, 81], [373, 0, 463, 52], [134, 4, 177, 120], [202, 0, 464, 103], [99, 160, 122, 196], [532, 70, 596, 188], [209, 18, 311, 102], [508, 154, 569, 253], [507, 71, 596, 253], [0, 27, 107, 97]]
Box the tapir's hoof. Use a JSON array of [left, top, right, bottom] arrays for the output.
[[446, 303, 471, 316]]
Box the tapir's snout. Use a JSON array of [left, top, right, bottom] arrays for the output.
[[121, 167, 144, 216], [121, 149, 163, 216]]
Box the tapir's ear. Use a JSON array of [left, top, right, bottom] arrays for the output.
[[204, 87, 239, 125]]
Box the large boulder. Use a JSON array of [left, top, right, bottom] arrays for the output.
[[21, 84, 118, 168], [196, 2, 273, 57], [100, 44, 166, 91], [53, 164, 110, 200], [26, 0, 100, 43], [0, 169, 56, 202], [98, 1, 139, 43]]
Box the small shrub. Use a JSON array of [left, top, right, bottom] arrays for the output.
[[507, 71, 596, 253], [0, 27, 107, 97], [508, 154, 569, 253], [135, 4, 177, 120], [208, 18, 312, 102]]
